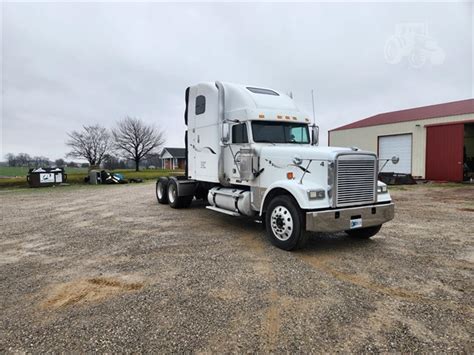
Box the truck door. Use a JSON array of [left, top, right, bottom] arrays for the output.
[[228, 122, 250, 180], [189, 84, 220, 183]]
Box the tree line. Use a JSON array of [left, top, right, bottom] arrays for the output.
[[4, 116, 165, 172], [3, 153, 79, 168], [66, 116, 165, 171]]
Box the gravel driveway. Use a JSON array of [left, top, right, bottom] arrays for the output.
[[1, 182, 473, 352]]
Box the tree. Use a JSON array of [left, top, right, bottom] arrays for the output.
[[32, 156, 50, 167], [16, 153, 32, 167], [112, 116, 165, 171], [66, 125, 110, 167], [55, 159, 65, 167], [145, 152, 162, 168], [103, 154, 127, 170], [5, 153, 18, 167]]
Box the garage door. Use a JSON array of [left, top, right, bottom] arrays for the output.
[[378, 134, 412, 174]]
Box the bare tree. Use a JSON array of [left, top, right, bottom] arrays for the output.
[[16, 153, 32, 167], [55, 158, 65, 167], [5, 153, 18, 167], [66, 125, 110, 167], [112, 116, 165, 171], [102, 154, 127, 170], [32, 156, 51, 167]]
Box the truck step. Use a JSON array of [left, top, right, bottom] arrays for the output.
[[206, 206, 241, 217]]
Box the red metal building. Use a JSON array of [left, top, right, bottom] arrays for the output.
[[329, 99, 474, 182]]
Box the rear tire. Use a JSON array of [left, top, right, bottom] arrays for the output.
[[346, 225, 382, 239], [156, 177, 169, 204], [265, 195, 307, 251], [168, 179, 193, 209]]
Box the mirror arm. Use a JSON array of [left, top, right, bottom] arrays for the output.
[[311, 124, 319, 146], [379, 159, 389, 172]]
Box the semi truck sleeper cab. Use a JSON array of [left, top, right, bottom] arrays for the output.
[[156, 81, 395, 250]]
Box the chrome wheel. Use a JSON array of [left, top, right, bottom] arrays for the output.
[[157, 181, 164, 200], [168, 183, 177, 204], [270, 205, 293, 241]]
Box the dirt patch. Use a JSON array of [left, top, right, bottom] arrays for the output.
[[41, 277, 144, 309], [458, 208, 474, 212], [262, 289, 280, 352]]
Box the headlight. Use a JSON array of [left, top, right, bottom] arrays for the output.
[[308, 189, 325, 200], [377, 185, 388, 194]]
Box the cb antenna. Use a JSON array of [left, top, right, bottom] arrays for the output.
[[311, 89, 316, 125]]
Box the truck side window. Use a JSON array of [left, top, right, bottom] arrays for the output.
[[232, 123, 248, 144], [195, 95, 206, 115]]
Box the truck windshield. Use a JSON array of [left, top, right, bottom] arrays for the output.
[[251, 121, 310, 144]]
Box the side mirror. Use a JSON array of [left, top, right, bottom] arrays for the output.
[[391, 156, 399, 165], [221, 122, 230, 144], [311, 125, 319, 146]]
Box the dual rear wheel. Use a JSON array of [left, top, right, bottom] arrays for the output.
[[156, 177, 192, 208]]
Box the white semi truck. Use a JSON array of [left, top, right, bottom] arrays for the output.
[[156, 82, 396, 250]]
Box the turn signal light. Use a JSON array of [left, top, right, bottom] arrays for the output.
[[287, 172, 294, 180]]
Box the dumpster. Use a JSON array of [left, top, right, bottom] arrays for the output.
[[27, 167, 67, 188]]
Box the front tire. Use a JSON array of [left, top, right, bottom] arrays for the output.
[[168, 179, 193, 209], [265, 195, 307, 251], [156, 177, 169, 204], [346, 225, 382, 239]]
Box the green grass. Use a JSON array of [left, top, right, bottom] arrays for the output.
[[0, 166, 88, 177], [0, 168, 183, 189]]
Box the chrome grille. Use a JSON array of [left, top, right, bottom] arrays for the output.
[[336, 156, 376, 207]]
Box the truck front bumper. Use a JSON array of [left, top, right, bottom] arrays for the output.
[[306, 203, 394, 232]]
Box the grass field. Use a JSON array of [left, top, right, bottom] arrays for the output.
[[0, 166, 89, 177], [0, 167, 183, 188]]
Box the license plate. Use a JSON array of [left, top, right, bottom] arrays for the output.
[[350, 218, 362, 229]]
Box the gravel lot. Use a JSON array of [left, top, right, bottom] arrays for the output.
[[1, 182, 473, 352]]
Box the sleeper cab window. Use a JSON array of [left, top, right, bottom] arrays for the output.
[[195, 95, 206, 115], [232, 123, 248, 144]]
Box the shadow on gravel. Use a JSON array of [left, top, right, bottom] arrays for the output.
[[303, 232, 375, 253]]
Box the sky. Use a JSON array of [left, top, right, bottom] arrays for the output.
[[1, 1, 473, 161]]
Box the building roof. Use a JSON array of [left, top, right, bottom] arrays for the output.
[[330, 98, 474, 132], [161, 147, 185, 158]]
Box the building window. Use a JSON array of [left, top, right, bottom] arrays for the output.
[[195, 95, 206, 115], [246, 87, 279, 96], [232, 123, 249, 144]]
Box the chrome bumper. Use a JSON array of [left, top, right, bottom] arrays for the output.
[[306, 203, 394, 232]]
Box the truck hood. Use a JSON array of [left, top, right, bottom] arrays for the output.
[[257, 145, 375, 161]]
